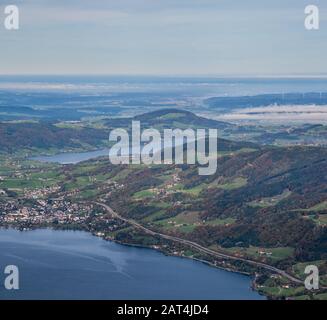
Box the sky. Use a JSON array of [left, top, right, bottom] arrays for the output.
[[0, 0, 326, 76]]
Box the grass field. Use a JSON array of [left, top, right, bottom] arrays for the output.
[[292, 260, 327, 284], [294, 293, 327, 300], [153, 212, 236, 234], [154, 211, 200, 233], [158, 113, 185, 120], [64, 176, 93, 190], [142, 210, 167, 223], [306, 214, 327, 226], [111, 169, 133, 182], [259, 285, 306, 298], [308, 201, 327, 212], [204, 217, 236, 226], [211, 177, 247, 190], [72, 164, 101, 175], [76, 189, 102, 199], [248, 190, 292, 208], [0, 170, 63, 190], [133, 189, 156, 199], [295, 200, 327, 213], [180, 184, 207, 196], [210, 245, 295, 263]]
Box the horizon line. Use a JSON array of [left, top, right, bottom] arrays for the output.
[[1, 73, 327, 79]]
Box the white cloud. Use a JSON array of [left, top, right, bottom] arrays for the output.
[[215, 104, 327, 123]]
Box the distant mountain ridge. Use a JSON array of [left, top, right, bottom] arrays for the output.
[[0, 109, 246, 154], [0, 122, 108, 153], [104, 108, 234, 130], [134, 109, 232, 129]]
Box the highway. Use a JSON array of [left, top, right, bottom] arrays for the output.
[[95, 202, 305, 284]]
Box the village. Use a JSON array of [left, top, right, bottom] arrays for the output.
[[0, 197, 91, 227]]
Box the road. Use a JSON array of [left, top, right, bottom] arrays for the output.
[[95, 202, 304, 284]]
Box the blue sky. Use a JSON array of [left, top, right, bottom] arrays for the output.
[[0, 0, 326, 75]]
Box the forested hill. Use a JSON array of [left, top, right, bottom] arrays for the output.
[[49, 142, 327, 265], [102, 108, 235, 130], [0, 109, 248, 154], [0, 122, 108, 153]]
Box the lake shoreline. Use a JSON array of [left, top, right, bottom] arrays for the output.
[[0, 225, 266, 300], [6, 148, 267, 299]]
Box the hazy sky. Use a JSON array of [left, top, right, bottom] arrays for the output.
[[0, 0, 326, 75]]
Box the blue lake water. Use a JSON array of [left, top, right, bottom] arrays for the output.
[[31, 149, 109, 164], [31, 141, 174, 165], [0, 229, 264, 300]]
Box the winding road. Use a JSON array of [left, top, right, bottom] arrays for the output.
[[95, 201, 304, 285]]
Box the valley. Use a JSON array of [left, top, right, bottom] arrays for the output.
[[0, 108, 327, 300]]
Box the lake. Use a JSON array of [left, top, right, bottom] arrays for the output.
[[31, 149, 110, 164], [26, 147, 264, 300], [0, 229, 264, 300], [30, 140, 179, 165]]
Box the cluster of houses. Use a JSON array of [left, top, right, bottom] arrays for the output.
[[0, 198, 93, 226]]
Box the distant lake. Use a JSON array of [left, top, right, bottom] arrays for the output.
[[0, 229, 264, 300], [30, 140, 176, 165], [31, 149, 109, 164]]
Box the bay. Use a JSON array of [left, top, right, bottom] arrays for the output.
[[0, 229, 264, 300]]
